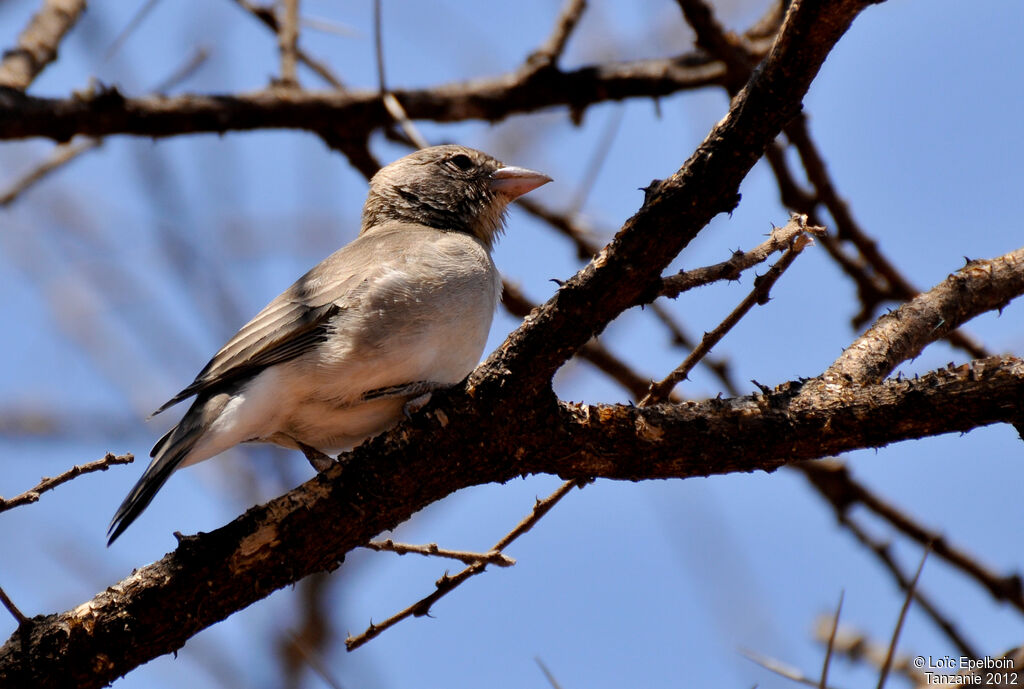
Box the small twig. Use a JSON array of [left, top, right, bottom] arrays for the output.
[[649, 302, 739, 396], [568, 105, 623, 215], [0, 453, 134, 514], [346, 479, 583, 650], [0, 0, 87, 90], [527, 0, 587, 69], [372, 0, 428, 149], [299, 15, 357, 38], [364, 539, 516, 567], [516, 197, 604, 261], [151, 45, 211, 94], [232, 0, 346, 89], [0, 138, 101, 208], [820, 591, 843, 689], [0, 585, 28, 626], [641, 230, 815, 405], [660, 214, 825, 298], [0, 45, 211, 209], [876, 545, 930, 689], [104, 0, 162, 61], [535, 657, 565, 689], [286, 631, 346, 689], [805, 475, 979, 658], [800, 461, 1024, 617], [809, 620, 923, 685], [278, 0, 300, 86], [372, 0, 386, 94], [742, 648, 843, 689]]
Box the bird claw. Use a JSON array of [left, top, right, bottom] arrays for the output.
[[297, 441, 335, 472], [403, 392, 433, 419]]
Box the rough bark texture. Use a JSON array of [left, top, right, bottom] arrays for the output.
[[2, 355, 1022, 688]]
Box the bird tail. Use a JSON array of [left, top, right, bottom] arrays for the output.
[[107, 407, 206, 546]]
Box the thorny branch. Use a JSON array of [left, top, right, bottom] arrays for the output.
[[363, 539, 515, 568], [659, 214, 824, 298], [346, 479, 584, 650], [0, 453, 134, 514], [642, 227, 817, 405], [2, 0, 1022, 685], [677, 0, 989, 359]]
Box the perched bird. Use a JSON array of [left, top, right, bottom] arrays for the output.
[[108, 145, 551, 545]]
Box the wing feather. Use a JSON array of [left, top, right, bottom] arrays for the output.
[[150, 228, 400, 415]]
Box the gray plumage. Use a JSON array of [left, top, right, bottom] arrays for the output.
[[108, 145, 551, 545]]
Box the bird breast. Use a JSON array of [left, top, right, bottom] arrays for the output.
[[259, 229, 501, 451]]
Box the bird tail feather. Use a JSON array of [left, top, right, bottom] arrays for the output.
[[107, 411, 205, 546]]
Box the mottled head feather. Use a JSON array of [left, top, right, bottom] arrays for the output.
[[361, 145, 533, 249]]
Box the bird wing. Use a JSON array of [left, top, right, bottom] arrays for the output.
[[151, 230, 396, 416]]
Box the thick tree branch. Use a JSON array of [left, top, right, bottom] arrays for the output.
[[0, 52, 729, 143], [822, 247, 1024, 386], [2, 354, 1022, 687]]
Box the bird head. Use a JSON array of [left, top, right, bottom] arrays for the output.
[[361, 145, 551, 249]]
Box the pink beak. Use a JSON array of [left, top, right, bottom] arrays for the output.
[[490, 165, 552, 199]]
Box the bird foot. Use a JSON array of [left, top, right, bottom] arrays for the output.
[[297, 441, 335, 473], [403, 392, 433, 419]]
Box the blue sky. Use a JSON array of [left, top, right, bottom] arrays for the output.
[[1, 1, 1023, 688]]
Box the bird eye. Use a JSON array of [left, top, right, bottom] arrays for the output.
[[447, 153, 474, 171]]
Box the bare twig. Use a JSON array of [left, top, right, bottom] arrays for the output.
[[800, 461, 1024, 616], [232, 0, 345, 89], [372, 0, 429, 149], [285, 631, 345, 689], [877, 546, 930, 689], [0, 453, 134, 514], [647, 302, 740, 396], [104, 0, 162, 61], [0, 46, 210, 209], [568, 106, 623, 215], [641, 231, 815, 405], [0, 138, 100, 208], [527, 0, 587, 69], [820, 591, 844, 689], [346, 479, 584, 650], [0, 587, 28, 627], [742, 648, 844, 689], [372, 0, 386, 94], [535, 657, 565, 689], [278, 0, 300, 86], [0, 0, 87, 90], [659, 214, 825, 298], [364, 539, 516, 567], [847, 512, 976, 658], [151, 45, 211, 94], [810, 620, 923, 685]]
